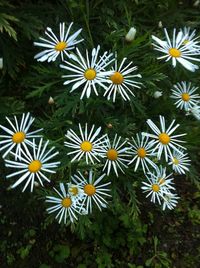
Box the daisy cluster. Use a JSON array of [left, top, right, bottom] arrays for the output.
[[64, 116, 191, 212], [65, 123, 131, 177], [152, 27, 200, 120], [46, 171, 111, 223], [34, 22, 142, 102], [0, 114, 112, 224], [140, 115, 190, 210], [0, 113, 60, 192], [2, 22, 199, 226]]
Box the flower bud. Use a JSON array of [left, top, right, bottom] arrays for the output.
[[34, 181, 40, 187], [153, 91, 163, 98], [48, 96, 54, 105], [107, 123, 113, 129], [158, 21, 163, 28], [194, 0, 200, 6], [0, 58, 3, 69], [125, 27, 136, 42]]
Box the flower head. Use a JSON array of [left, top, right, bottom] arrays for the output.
[[142, 115, 186, 161], [46, 183, 85, 224], [141, 173, 171, 205], [67, 182, 85, 201], [0, 113, 43, 159], [148, 165, 176, 192], [103, 55, 142, 102], [162, 193, 180, 210], [60, 46, 114, 99], [5, 138, 60, 192], [179, 27, 200, 50], [34, 22, 83, 62], [186, 103, 200, 120], [168, 149, 190, 174], [128, 134, 157, 173], [142, 166, 179, 210], [71, 170, 111, 213], [171, 81, 200, 111], [152, 28, 200, 72], [64, 123, 107, 164], [102, 134, 131, 176]]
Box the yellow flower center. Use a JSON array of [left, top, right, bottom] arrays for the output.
[[12, 131, 26, 144], [137, 147, 147, 158], [158, 178, 165, 185], [159, 133, 170, 145], [107, 148, 118, 160], [28, 160, 42, 173], [61, 197, 72, 208], [181, 93, 190, 102], [173, 157, 179, 165], [152, 184, 160, 192], [84, 184, 96, 196], [55, 41, 67, 51], [80, 141, 93, 152], [110, 72, 124, 84], [84, 68, 96, 80], [169, 48, 181, 57], [69, 186, 78, 196]]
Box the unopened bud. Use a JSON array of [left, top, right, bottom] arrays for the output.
[[84, 170, 88, 176], [194, 0, 200, 6], [0, 58, 3, 69], [125, 27, 136, 42], [48, 96, 54, 105], [158, 21, 163, 28], [34, 181, 40, 187], [107, 123, 113, 129], [153, 91, 163, 98]]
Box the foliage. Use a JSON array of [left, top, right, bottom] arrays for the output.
[[0, 0, 200, 267]]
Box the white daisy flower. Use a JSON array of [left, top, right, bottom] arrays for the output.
[[162, 193, 180, 210], [102, 134, 131, 177], [60, 45, 114, 99], [171, 81, 200, 111], [179, 27, 200, 50], [128, 134, 157, 173], [148, 165, 176, 192], [46, 183, 85, 224], [141, 173, 170, 205], [152, 28, 200, 72], [71, 170, 111, 213], [103, 55, 142, 102], [142, 115, 187, 161], [67, 182, 85, 201], [186, 103, 200, 120], [5, 138, 60, 192], [64, 123, 107, 164], [34, 22, 83, 62], [168, 149, 190, 174], [0, 113, 43, 159]]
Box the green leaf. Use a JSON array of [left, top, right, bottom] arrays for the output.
[[0, 13, 18, 40]]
